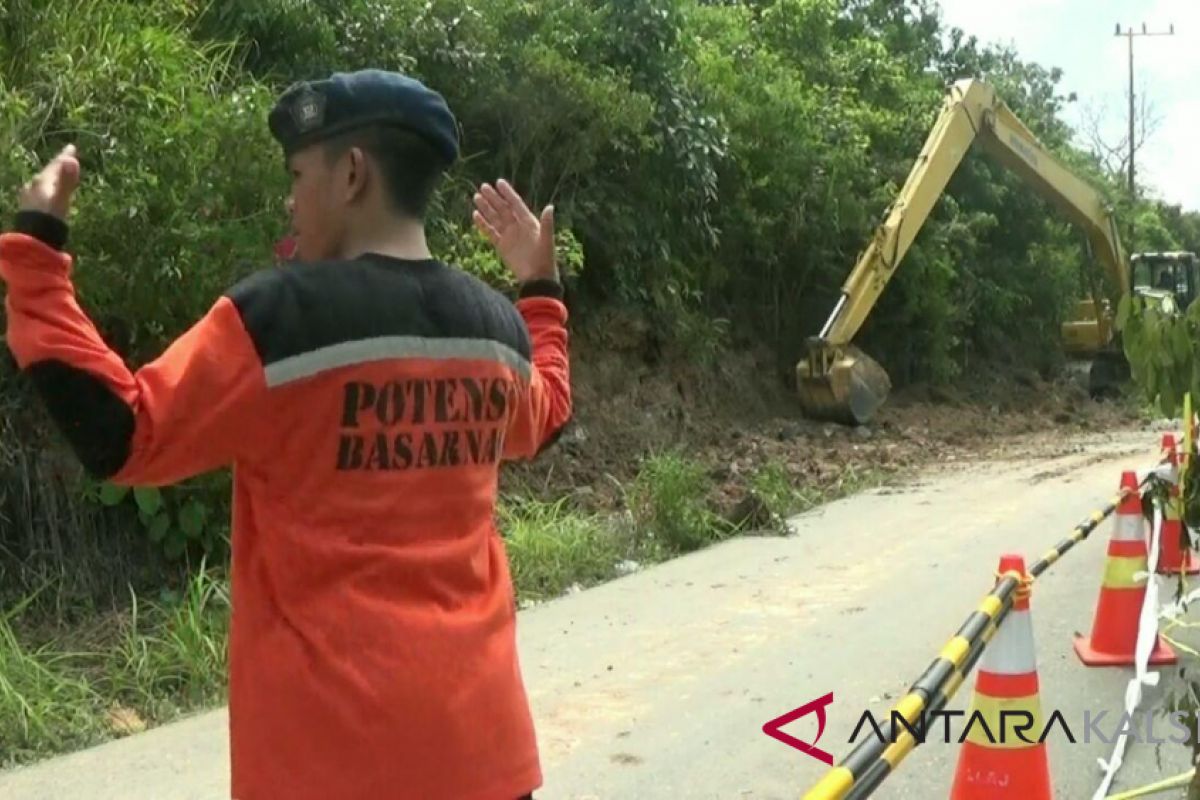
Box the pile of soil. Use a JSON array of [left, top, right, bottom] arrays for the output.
[[501, 311, 1146, 520]]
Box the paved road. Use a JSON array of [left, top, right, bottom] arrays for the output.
[[1, 428, 1196, 800]]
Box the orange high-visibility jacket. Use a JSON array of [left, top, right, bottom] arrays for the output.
[[0, 212, 571, 800]]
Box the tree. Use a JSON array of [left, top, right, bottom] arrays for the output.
[[1077, 82, 1164, 195]]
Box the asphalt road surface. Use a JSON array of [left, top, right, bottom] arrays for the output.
[[2, 427, 1197, 800]]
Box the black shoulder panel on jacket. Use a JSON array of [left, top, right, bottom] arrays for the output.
[[225, 255, 532, 367]]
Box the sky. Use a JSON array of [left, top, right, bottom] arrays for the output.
[[934, 0, 1200, 211]]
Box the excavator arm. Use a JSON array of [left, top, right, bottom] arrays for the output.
[[798, 78, 1128, 425]]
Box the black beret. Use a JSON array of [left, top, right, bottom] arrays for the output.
[[268, 69, 459, 164]]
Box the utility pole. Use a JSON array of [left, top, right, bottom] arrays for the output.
[[1114, 22, 1174, 197]]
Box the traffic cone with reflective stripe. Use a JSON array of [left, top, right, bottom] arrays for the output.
[[1155, 434, 1199, 575], [950, 555, 1052, 800], [1074, 471, 1176, 666]]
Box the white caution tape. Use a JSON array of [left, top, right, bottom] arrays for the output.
[[1091, 502, 1165, 800], [1142, 463, 1176, 485]]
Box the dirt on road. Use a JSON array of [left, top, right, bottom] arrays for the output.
[[503, 320, 1151, 523]]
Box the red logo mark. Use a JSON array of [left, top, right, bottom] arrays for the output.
[[763, 692, 835, 765], [274, 236, 297, 263]]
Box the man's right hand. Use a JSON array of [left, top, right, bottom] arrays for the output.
[[19, 144, 80, 222], [472, 180, 557, 285]]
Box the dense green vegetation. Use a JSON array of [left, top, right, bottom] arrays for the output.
[[3, 0, 1200, 763]]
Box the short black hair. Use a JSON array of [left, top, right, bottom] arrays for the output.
[[321, 125, 449, 219]]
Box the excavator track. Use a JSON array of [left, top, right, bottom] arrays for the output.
[[1087, 349, 1131, 401]]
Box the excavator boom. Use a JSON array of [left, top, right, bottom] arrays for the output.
[[798, 79, 1128, 425]]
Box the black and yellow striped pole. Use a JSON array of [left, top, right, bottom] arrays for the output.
[[801, 485, 1138, 800], [801, 569, 1022, 800], [1028, 489, 1129, 578]]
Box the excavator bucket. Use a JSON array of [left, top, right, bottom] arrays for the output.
[[796, 342, 892, 426]]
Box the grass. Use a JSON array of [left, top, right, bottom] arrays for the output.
[[0, 565, 229, 768], [501, 496, 631, 603], [0, 453, 891, 767], [752, 460, 893, 518], [101, 566, 229, 718], [503, 451, 760, 606], [0, 606, 101, 764], [628, 452, 738, 554]]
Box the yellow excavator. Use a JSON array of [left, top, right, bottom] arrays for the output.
[[796, 77, 1200, 426]]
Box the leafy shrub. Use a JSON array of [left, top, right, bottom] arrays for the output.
[[85, 478, 229, 564], [629, 452, 731, 554], [499, 497, 625, 602]]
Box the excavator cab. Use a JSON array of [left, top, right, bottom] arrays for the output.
[[1074, 252, 1200, 400], [1060, 252, 1198, 376], [1130, 252, 1200, 309]]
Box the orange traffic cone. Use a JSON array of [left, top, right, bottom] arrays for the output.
[[1155, 434, 1199, 575], [951, 554, 1052, 800], [1074, 471, 1176, 666]]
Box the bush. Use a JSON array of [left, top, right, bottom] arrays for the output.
[[629, 453, 732, 554]]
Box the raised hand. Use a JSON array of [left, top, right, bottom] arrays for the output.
[[472, 179, 557, 284], [19, 144, 81, 221]]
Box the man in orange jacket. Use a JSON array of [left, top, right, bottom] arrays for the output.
[[1, 70, 570, 799]]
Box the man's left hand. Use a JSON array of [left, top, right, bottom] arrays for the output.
[[20, 144, 81, 222]]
